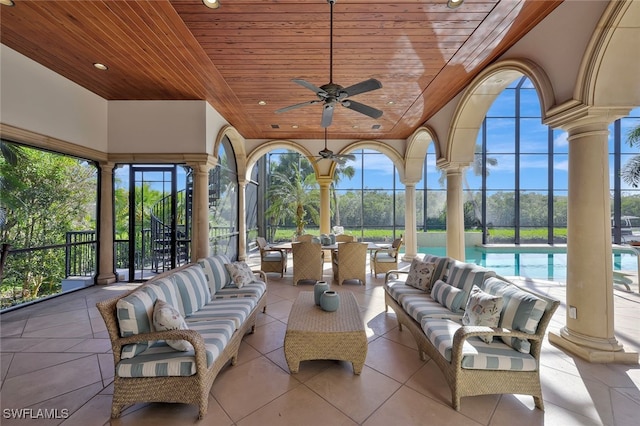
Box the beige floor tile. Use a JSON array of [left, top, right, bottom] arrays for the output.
[[2, 355, 102, 408], [305, 364, 402, 423], [211, 355, 300, 422], [242, 318, 287, 354], [5, 352, 89, 378], [21, 338, 87, 352], [363, 386, 482, 426], [364, 336, 424, 383], [236, 385, 357, 426]]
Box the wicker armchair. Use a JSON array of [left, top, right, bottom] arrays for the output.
[[256, 237, 286, 277], [292, 242, 324, 285], [371, 236, 403, 277], [332, 242, 367, 285]]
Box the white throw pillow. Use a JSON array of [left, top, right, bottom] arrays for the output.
[[405, 258, 436, 292], [224, 261, 254, 288], [462, 285, 503, 343], [152, 299, 192, 352]]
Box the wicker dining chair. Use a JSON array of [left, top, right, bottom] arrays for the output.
[[256, 237, 286, 277], [332, 242, 367, 285], [292, 242, 324, 285], [371, 236, 403, 277], [295, 234, 314, 243], [335, 234, 356, 243]]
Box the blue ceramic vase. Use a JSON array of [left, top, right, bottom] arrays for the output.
[[314, 281, 330, 306], [320, 290, 340, 312]]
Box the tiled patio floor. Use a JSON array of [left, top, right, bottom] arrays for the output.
[[1, 257, 639, 425]]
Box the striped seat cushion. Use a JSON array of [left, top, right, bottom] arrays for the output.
[[185, 298, 257, 329], [481, 277, 548, 353], [213, 281, 266, 300], [445, 261, 496, 313], [172, 265, 211, 316], [116, 277, 177, 359], [401, 293, 464, 323], [116, 319, 236, 378], [421, 318, 537, 371], [386, 281, 425, 304], [197, 255, 232, 295]]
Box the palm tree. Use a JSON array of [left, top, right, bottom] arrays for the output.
[[621, 124, 640, 187], [266, 163, 320, 239], [331, 162, 355, 226]]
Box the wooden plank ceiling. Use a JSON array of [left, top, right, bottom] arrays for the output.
[[0, 0, 563, 140]]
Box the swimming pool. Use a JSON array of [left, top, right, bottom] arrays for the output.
[[417, 245, 639, 282]]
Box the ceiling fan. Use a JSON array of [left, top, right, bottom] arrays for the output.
[[275, 0, 383, 128], [315, 129, 356, 165]]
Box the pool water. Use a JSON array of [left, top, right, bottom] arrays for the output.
[[417, 246, 639, 282]]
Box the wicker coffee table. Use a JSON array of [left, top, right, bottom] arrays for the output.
[[284, 291, 368, 374]]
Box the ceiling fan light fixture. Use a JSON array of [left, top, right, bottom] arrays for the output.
[[202, 0, 220, 9], [447, 0, 464, 9]]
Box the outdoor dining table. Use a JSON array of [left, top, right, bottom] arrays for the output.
[[269, 241, 388, 253]]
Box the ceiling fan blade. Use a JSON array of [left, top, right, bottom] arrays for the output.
[[337, 153, 356, 162], [321, 103, 335, 128], [275, 99, 321, 114], [292, 79, 326, 95], [342, 100, 383, 119], [342, 78, 382, 97]]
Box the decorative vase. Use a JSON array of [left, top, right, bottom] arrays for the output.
[[320, 290, 340, 312], [314, 281, 330, 306]]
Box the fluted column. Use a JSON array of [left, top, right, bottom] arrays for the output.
[[402, 182, 418, 261], [190, 162, 213, 261], [445, 167, 465, 261], [317, 176, 332, 235], [96, 162, 116, 285], [547, 108, 637, 363], [238, 178, 247, 261]]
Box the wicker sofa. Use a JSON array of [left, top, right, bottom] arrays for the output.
[[384, 254, 559, 411], [96, 254, 267, 419]]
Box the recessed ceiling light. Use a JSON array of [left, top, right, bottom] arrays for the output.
[[202, 0, 220, 9], [1, 0, 15, 6], [352, 125, 359, 129], [291, 125, 299, 129], [93, 63, 108, 71], [447, 0, 464, 9], [387, 101, 395, 105], [258, 100, 267, 106]]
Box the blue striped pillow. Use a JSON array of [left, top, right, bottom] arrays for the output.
[[172, 265, 211, 317], [482, 277, 548, 353], [198, 255, 232, 294], [431, 279, 466, 312]]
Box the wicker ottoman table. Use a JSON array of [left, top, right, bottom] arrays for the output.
[[284, 291, 368, 374]]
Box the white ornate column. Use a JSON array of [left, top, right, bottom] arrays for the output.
[[317, 176, 332, 235], [96, 162, 117, 285], [402, 182, 418, 261], [547, 108, 637, 363], [237, 178, 248, 261], [445, 166, 465, 261], [189, 162, 214, 261]]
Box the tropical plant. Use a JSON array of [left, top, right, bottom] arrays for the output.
[[621, 123, 640, 187], [331, 162, 355, 226], [266, 162, 320, 239]]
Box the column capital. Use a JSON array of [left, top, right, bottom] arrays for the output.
[[316, 176, 333, 186], [544, 104, 631, 131], [436, 159, 469, 174], [186, 157, 217, 174]]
